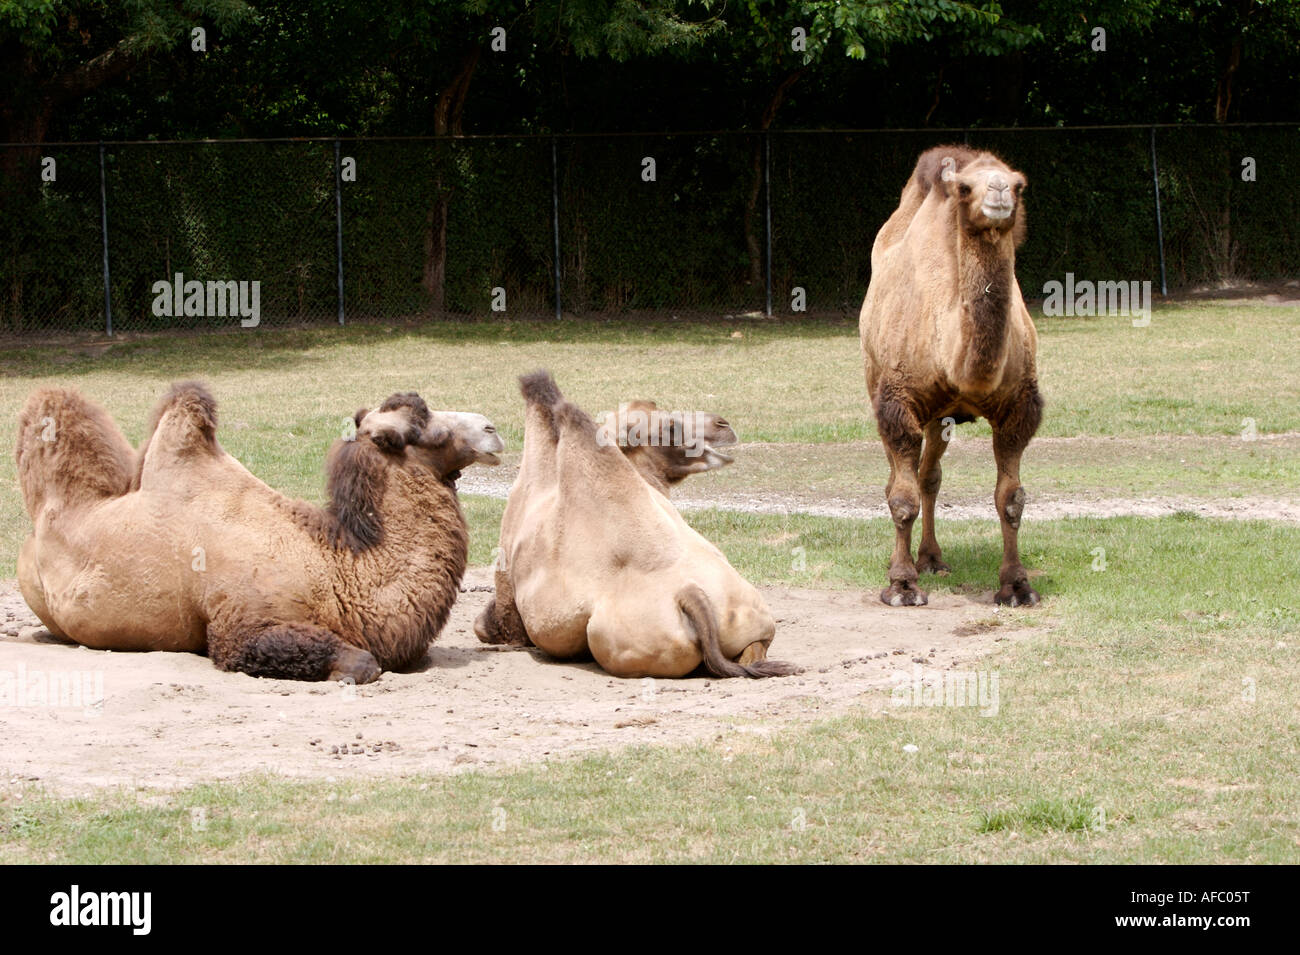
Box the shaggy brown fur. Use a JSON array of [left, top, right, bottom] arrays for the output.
[[860, 146, 1043, 608], [475, 371, 798, 679], [16, 383, 482, 681]]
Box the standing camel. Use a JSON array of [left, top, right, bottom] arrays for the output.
[[860, 146, 1044, 607]]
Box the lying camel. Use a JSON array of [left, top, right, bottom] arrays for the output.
[[860, 145, 1044, 607], [474, 371, 797, 679], [15, 383, 502, 682]]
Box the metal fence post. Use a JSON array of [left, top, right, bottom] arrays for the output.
[[98, 143, 113, 336], [334, 140, 345, 325], [1149, 127, 1168, 296], [764, 131, 773, 318], [551, 137, 562, 320]]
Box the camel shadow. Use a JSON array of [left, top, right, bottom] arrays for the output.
[[0, 625, 76, 646]]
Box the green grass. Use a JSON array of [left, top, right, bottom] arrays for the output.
[[977, 798, 1102, 834], [2, 511, 1297, 863]]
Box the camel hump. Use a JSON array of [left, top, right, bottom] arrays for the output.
[[15, 387, 135, 516], [142, 380, 219, 456], [912, 144, 984, 197], [519, 369, 598, 441], [520, 369, 562, 408]]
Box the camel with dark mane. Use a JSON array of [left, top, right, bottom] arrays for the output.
[[860, 145, 1044, 608], [15, 383, 501, 682]]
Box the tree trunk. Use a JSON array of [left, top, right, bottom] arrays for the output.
[[421, 46, 481, 316], [1210, 3, 1251, 284], [1214, 35, 1242, 123], [0, 36, 139, 331]]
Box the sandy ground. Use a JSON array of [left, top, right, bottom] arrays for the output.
[[0, 568, 1033, 795]]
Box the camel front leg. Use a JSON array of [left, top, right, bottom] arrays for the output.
[[473, 566, 532, 647], [208, 619, 381, 683], [916, 418, 951, 575], [876, 387, 927, 606], [990, 387, 1043, 607]]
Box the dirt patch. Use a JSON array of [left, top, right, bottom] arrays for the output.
[[0, 570, 1035, 795]]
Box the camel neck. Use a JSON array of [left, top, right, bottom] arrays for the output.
[[955, 222, 1016, 385]]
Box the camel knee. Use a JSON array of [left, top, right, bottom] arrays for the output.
[[999, 485, 1026, 528], [888, 493, 920, 527]]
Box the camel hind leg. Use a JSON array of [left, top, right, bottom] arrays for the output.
[[916, 418, 952, 575], [208, 619, 381, 683], [875, 384, 927, 606]]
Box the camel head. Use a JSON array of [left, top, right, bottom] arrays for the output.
[[934, 149, 1027, 241], [354, 393, 503, 480], [597, 399, 738, 494]]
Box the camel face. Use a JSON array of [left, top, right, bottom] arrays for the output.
[[597, 400, 737, 492], [429, 411, 504, 467], [356, 399, 503, 477], [948, 157, 1027, 233]]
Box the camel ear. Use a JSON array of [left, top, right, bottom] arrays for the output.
[[353, 408, 369, 428], [940, 157, 956, 182]]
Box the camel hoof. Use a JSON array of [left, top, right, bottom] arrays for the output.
[[328, 646, 381, 685], [737, 641, 768, 666], [994, 580, 1040, 607], [881, 581, 928, 607], [916, 554, 951, 576]]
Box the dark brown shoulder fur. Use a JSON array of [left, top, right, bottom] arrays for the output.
[[321, 437, 388, 552]]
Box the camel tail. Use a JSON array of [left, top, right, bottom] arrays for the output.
[[133, 381, 219, 485], [15, 388, 135, 517], [677, 584, 799, 679]]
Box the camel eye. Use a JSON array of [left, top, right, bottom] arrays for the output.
[[958, 183, 971, 197], [1014, 182, 1024, 195]]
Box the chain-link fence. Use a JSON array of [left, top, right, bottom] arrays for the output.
[[1, 125, 1296, 337]]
